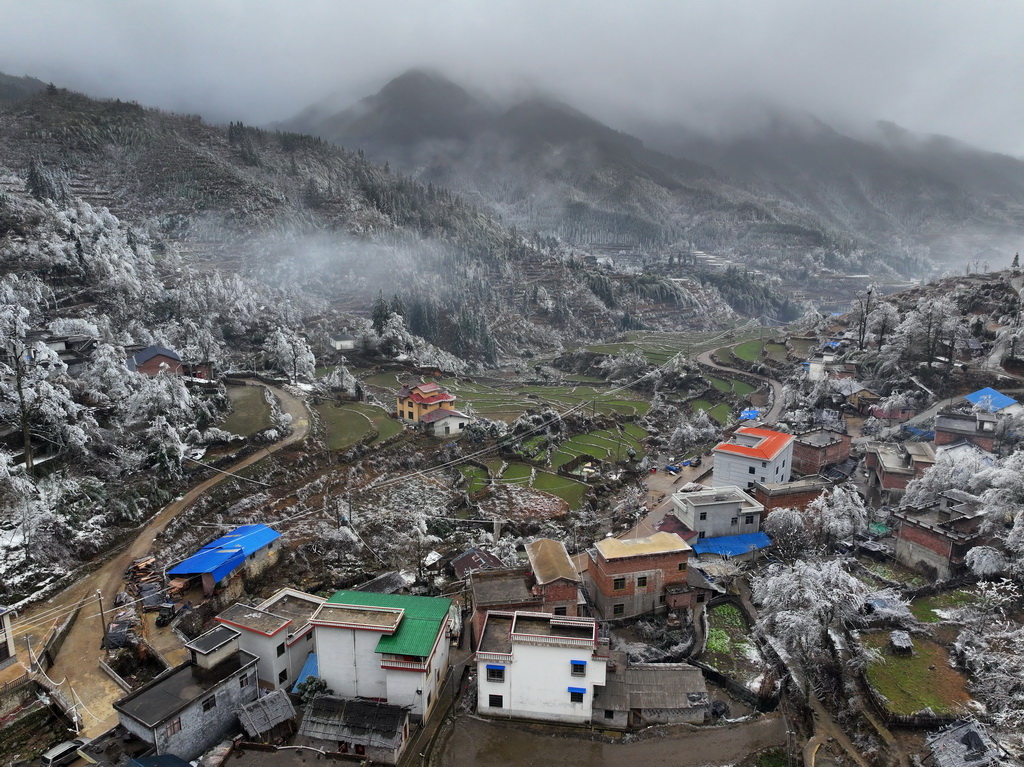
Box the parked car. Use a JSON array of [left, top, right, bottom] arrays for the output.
[[41, 738, 91, 767]]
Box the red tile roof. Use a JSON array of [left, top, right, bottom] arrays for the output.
[[398, 382, 457, 405], [419, 408, 467, 424], [713, 426, 794, 461]]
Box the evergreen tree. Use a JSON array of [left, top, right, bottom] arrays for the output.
[[371, 290, 390, 334]]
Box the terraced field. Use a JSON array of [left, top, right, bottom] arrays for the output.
[[316, 402, 374, 450], [690, 399, 733, 424], [551, 425, 646, 468], [459, 461, 589, 509], [222, 385, 273, 436]]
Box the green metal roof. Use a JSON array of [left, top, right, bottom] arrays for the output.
[[327, 590, 452, 658]]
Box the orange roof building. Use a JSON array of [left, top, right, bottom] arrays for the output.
[[396, 382, 457, 423], [712, 426, 794, 489]]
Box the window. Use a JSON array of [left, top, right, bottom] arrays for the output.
[[604, 710, 615, 719], [612, 603, 625, 616], [613, 577, 625, 590], [678, 562, 686, 571], [731, 518, 738, 526], [745, 515, 755, 525], [427, 691, 431, 707], [339, 743, 349, 754], [698, 531, 706, 539], [306, 632, 313, 642], [276, 643, 286, 657], [697, 592, 706, 603], [761, 461, 767, 467], [637, 576, 648, 588], [570, 661, 587, 677], [553, 606, 567, 616], [569, 688, 585, 703], [698, 512, 707, 521], [355, 745, 366, 756], [747, 481, 754, 488], [748, 466, 755, 474], [658, 594, 666, 604], [239, 673, 250, 688], [165, 718, 182, 737], [489, 694, 504, 708], [202, 695, 217, 712], [278, 668, 289, 684], [486, 666, 505, 683]]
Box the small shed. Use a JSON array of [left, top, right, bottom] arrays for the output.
[[167, 524, 281, 597], [924, 720, 1009, 767], [296, 697, 410, 765], [420, 408, 471, 437], [450, 547, 505, 580], [330, 333, 357, 351], [237, 689, 297, 742], [889, 630, 914, 655]]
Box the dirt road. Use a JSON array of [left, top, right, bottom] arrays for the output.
[[10, 384, 309, 736], [440, 714, 789, 767]]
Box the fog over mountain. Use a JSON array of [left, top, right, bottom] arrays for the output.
[[1, 0, 1023, 157]]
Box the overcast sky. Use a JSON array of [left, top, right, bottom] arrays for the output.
[[1, 0, 1022, 155]]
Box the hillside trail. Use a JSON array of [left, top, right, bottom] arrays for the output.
[[695, 347, 786, 423], [4, 383, 309, 736]]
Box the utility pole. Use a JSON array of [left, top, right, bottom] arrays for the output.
[[96, 589, 109, 651]]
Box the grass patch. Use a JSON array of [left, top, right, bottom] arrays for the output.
[[691, 400, 732, 424], [733, 380, 756, 397], [707, 376, 732, 392], [532, 471, 587, 509], [910, 590, 975, 623], [732, 340, 764, 363], [502, 463, 534, 482], [459, 465, 490, 494], [862, 632, 972, 715], [361, 372, 402, 389], [221, 385, 272, 437], [863, 562, 927, 588], [315, 403, 374, 451], [704, 603, 755, 675], [765, 343, 789, 361]]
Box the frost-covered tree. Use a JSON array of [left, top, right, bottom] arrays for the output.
[[805, 485, 868, 551], [668, 409, 718, 454], [761, 507, 810, 560], [953, 622, 1024, 728], [867, 300, 900, 350], [321, 357, 357, 393], [263, 327, 315, 382]]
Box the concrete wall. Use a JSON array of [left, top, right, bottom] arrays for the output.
[[895, 523, 953, 580], [478, 641, 606, 724], [315, 625, 388, 701], [155, 664, 258, 760], [673, 496, 760, 538], [227, 628, 292, 690]]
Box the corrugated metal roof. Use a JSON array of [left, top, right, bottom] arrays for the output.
[[168, 524, 280, 580], [326, 590, 451, 658], [525, 539, 579, 584], [965, 387, 1018, 412], [692, 532, 771, 557], [237, 689, 296, 737], [597, 532, 691, 560]]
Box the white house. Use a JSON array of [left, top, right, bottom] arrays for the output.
[[420, 408, 471, 437], [712, 426, 794, 489], [215, 588, 325, 691], [310, 591, 452, 722], [671, 485, 765, 539], [475, 611, 609, 725], [330, 333, 357, 351], [0, 605, 15, 669]]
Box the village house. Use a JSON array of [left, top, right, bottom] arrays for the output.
[[750, 477, 833, 516], [469, 538, 582, 642], [310, 590, 452, 722], [419, 407, 471, 437], [670, 485, 764, 540], [449, 547, 505, 580], [583, 532, 692, 620], [126, 345, 184, 376], [830, 379, 881, 415], [296, 697, 410, 765], [475, 610, 609, 725], [892, 491, 992, 580], [329, 332, 357, 351], [214, 588, 324, 691], [113, 626, 258, 761], [934, 411, 998, 452], [791, 428, 851, 476], [712, 426, 795, 489], [395, 381, 457, 422], [923, 720, 1012, 767], [0, 605, 15, 669], [168, 524, 281, 598], [963, 387, 1023, 416], [236, 689, 297, 744], [596, 653, 709, 729], [864, 442, 936, 504]]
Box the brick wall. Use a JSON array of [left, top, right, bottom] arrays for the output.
[[897, 521, 951, 558], [934, 430, 994, 451], [752, 486, 827, 515], [792, 434, 851, 475], [136, 354, 183, 376]]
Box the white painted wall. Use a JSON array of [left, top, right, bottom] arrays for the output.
[[712, 443, 792, 489], [314, 626, 387, 701]]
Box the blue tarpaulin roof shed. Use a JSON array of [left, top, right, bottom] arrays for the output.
[[168, 524, 280, 582], [693, 532, 772, 558], [964, 387, 1018, 413], [292, 652, 318, 693]]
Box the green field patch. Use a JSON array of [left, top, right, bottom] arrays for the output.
[[707, 375, 732, 392], [910, 590, 975, 623], [703, 603, 755, 676], [732, 340, 764, 363], [765, 343, 789, 361], [733, 380, 756, 397], [315, 403, 374, 451], [340, 402, 403, 446], [459, 465, 490, 494], [502, 463, 534, 482], [622, 423, 648, 440], [222, 385, 273, 437], [862, 632, 972, 715], [531, 471, 587, 509], [362, 372, 402, 389], [691, 400, 732, 424]]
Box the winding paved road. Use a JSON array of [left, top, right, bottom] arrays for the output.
[[3, 384, 309, 736], [695, 347, 786, 424]]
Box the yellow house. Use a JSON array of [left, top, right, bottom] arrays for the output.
[[396, 382, 457, 422]]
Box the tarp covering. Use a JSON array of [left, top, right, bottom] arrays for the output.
[[692, 532, 772, 558], [965, 387, 1018, 412], [291, 652, 319, 694]]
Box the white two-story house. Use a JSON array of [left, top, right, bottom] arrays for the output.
[[475, 611, 609, 725], [712, 426, 794, 489], [310, 591, 452, 722], [671, 485, 765, 540]]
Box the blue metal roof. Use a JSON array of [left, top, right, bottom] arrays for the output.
[[168, 524, 280, 582], [965, 387, 1018, 412], [292, 652, 319, 693], [693, 532, 772, 558], [126, 345, 181, 371]]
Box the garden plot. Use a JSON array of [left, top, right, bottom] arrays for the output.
[[690, 399, 733, 424], [551, 426, 646, 469], [222, 385, 273, 436], [584, 327, 766, 366], [910, 589, 976, 623], [315, 402, 375, 451], [477, 483, 568, 522], [701, 603, 768, 690], [861, 632, 972, 716], [856, 559, 927, 589], [460, 461, 588, 510]]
